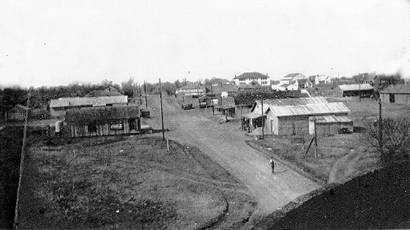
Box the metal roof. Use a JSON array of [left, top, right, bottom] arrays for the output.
[[65, 105, 140, 124], [50, 96, 128, 108], [267, 102, 350, 117], [380, 84, 410, 94], [242, 112, 265, 119], [309, 115, 352, 124], [256, 97, 328, 106], [338, 84, 373, 91], [234, 72, 269, 80]]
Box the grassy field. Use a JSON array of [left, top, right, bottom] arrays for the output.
[[0, 127, 23, 228], [18, 135, 255, 229], [252, 98, 410, 184]]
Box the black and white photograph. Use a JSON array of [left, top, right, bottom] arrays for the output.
[[1, 0, 410, 229]]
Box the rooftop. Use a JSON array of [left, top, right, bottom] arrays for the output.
[[50, 95, 128, 108], [65, 105, 140, 124], [267, 102, 350, 117], [338, 84, 374, 91], [234, 72, 269, 80], [380, 84, 410, 94]]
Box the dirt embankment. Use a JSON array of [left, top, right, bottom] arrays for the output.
[[254, 162, 410, 229], [0, 127, 23, 229], [18, 135, 255, 229]]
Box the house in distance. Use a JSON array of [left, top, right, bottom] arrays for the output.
[[233, 72, 270, 87]]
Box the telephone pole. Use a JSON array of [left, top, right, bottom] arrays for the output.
[[14, 90, 30, 229], [144, 81, 148, 110], [378, 78, 383, 153], [261, 97, 264, 139], [159, 78, 165, 141]]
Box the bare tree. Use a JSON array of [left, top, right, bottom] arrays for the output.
[[366, 118, 410, 167]]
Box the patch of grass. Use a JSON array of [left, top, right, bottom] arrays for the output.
[[257, 132, 378, 183], [19, 136, 253, 229]]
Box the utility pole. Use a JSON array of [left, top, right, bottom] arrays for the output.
[[159, 78, 165, 141], [14, 90, 30, 229], [359, 80, 361, 102], [314, 118, 318, 158], [378, 78, 383, 153], [144, 81, 148, 110], [261, 97, 264, 139]]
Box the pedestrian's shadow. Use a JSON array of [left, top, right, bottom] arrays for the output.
[[273, 169, 288, 174]]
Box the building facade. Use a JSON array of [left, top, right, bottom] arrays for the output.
[[380, 84, 410, 105], [244, 97, 352, 136], [233, 72, 270, 86], [64, 105, 141, 138]]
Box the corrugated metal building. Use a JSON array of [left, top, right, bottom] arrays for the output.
[[380, 84, 410, 105], [309, 115, 353, 136], [246, 97, 352, 136], [65, 105, 141, 137], [337, 84, 374, 97], [49, 95, 128, 118]]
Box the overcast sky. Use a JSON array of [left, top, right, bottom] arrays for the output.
[[0, 0, 409, 87]]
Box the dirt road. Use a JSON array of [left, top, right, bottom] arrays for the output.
[[146, 96, 319, 218]]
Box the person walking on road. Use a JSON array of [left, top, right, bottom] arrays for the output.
[[269, 157, 275, 174]]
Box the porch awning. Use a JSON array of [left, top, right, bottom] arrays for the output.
[[242, 112, 266, 119]]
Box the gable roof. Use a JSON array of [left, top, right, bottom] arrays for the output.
[[338, 84, 373, 91], [65, 105, 140, 124], [234, 72, 269, 80], [50, 96, 128, 108], [380, 84, 410, 94]]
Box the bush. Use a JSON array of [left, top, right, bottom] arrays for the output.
[[366, 118, 410, 167]]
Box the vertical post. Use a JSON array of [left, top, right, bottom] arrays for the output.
[[314, 118, 318, 158], [144, 81, 148, 109], [159, 78, 165, 141], [261, 97, 264, 139], [359, 81, 361, 102], [378, 95, 383, 153], [14, 90, 30, 229]]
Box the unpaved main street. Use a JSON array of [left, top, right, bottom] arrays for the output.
[[146, 96, 320, 219]]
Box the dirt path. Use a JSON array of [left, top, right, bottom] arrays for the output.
[[145, 96, 319, 219]]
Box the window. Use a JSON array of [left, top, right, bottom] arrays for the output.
[[129, 118, 136, 130], [88, 122, 97, 133], [389, 94, 395, 103], [110, 121, 124, 130]]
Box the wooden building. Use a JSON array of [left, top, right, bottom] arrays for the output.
[[49, 95, 128, 118], [244, 97, 352, 136], [309, 115, 353, 136], [6, 104, 29, 121], [337, 84, 374, 97], [65, 105, 141, 137], [380, 84, 410, 105]]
